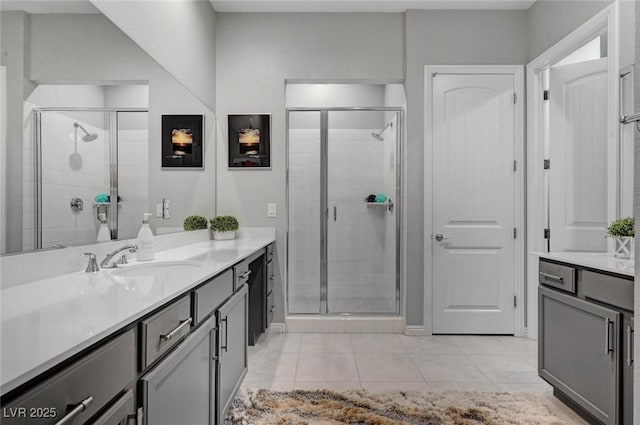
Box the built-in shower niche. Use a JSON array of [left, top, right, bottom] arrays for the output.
[[23, 85, 149, 250]]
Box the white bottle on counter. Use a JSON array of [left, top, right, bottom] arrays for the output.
[[97, 213, 111, 242], [136, 213, 155, 261]]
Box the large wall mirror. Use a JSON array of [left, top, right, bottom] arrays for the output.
[[1, 2, 216, 255]]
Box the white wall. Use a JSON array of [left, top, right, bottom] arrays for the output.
[[91, 0, 216, 111], [9, 13, 216, 243], [216, 12, 404, 323]]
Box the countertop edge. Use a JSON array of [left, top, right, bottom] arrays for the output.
[[534, 252, 634, 278]]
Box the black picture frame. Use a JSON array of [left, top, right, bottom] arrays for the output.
[[161, 115, 204, 168], [228, 114, 271, 168]]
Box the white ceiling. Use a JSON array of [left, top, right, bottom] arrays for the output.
[[210, 0, 537, 13], [0, 0, 537, 15]]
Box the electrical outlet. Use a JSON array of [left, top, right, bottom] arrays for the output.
[[156, 203, 163, 217], [267, 203, 276, 218]]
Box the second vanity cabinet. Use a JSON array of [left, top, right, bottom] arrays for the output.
[[539, 258, 634, 425]]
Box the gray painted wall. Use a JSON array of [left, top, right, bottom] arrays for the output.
[[215, 13, 404, 323], [91, 0, 217, 111], [633, 0, 640, 419], [526, 0, 612, 61], [405, 10, 528, 326]]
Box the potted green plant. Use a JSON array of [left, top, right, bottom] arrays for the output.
[[607, 217, 635, 259], [183, 215, 208, 231], [209, 215, 239, 240]]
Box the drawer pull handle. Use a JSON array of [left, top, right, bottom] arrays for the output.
[[160, 317, 192, 341], [239, 270, 251, 280], [55, 396, 94, 425], [221, 317, 229, 352], [627, 325, 634, 366], [539, 272, 564, 284], [605, 318, 614, 355]]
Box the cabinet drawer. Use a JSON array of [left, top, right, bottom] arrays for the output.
[[89, 389, 134, 425], [539, 260, 576, 293], [193, 269, 233, 325], [141, 296, 192, 369], [266, 261, 275, 294], [266, 243, 275, 261], [2, 330, 135, 425], [233, 259, 251, 291], [582, 270, 634, 311]]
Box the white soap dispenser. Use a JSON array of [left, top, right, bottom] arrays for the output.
[[136, 213, 155, 261], [97, 213, 111, 242]]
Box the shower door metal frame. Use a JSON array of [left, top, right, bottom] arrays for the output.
[[286, 107, 404, 316], [32, 107, 147, 249]]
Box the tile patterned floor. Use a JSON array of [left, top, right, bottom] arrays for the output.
[[242, 333, 590, 424]]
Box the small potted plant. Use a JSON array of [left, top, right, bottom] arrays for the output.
[[607, 217, 635, 259], [183, 215, 208, 231], [209, 215, 239, 240]]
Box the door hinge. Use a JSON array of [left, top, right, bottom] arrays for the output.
[[544, 228, 551, 240], [514, 296, 517, 308], [513, 93, 518, 104], [513, 160, 517, 172], [513, 228, 517, 239], [543, 90, 549, 100], [543, 159, 550, 170]]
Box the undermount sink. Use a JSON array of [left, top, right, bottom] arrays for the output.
[[110, 260, 201, 277]]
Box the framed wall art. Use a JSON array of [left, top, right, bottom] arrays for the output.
[[162, 115, 204, 168], [228, 114, 271, 168]]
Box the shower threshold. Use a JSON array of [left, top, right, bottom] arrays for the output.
[[285, 315, 405, 334]]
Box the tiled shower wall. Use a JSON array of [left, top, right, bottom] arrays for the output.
[[288, 127, 397, 314]]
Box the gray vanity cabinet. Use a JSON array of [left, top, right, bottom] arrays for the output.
[[216, 284, 248, 424], [88, 389, 135, 425], [539, 286, 620, 425], [140, 316, 213, 425]]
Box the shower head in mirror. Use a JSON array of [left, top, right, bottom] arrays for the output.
[[73, 122, 98, 142], [372, 121, 393, 141]]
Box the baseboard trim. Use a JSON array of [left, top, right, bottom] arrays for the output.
[[404, 325, 426, 336], [268, 323, 286, 333]]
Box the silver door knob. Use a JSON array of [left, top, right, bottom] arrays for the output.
[[434, 234, 447, 242]]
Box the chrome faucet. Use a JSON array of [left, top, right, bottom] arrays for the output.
[[83, 253, 100, 273], [101, 244, 138, 269]]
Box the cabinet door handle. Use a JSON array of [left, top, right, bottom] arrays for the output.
[[221, 317, 228, 352], [605, 318, 614, 355], [239, 270, 251, 280], [55, 396, 93, 425], [160, 318, 192, 341], [627, 325, 634, 366], [539, 272, 564, 284], [269, 274, 275, 280]]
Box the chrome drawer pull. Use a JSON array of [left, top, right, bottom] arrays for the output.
[[55, 396, 93, 425], [605, 318, 614, 355], [540, 272, 564, 284], [221, 317, 228, 352], [239, 270, 251, 280], [160, 318, 192, 341], [627, 325, 634, 366]]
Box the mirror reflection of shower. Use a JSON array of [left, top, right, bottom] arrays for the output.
[[372, 121, 393, 141], [69, 122, 99, 170], [74, 122, 99, 142]]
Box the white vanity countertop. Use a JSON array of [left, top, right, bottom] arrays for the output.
[[536, 252, 634, 277], [0, 231, 275, 395]]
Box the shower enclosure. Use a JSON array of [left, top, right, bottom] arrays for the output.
[[30, 108, 148, 250], [287, 108, 402, 315]]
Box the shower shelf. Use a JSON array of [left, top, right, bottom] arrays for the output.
[[364, 198, 394, 212]]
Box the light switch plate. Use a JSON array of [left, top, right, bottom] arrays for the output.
[[267, 203, 276, 218], [156, 203, 163, 217]]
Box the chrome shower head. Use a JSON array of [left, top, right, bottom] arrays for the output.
[[73, 122, 98, 142], [372, 121, 393, 141]]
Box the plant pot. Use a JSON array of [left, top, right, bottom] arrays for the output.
[[614, 236, 634, 259], [212, 230, 236, 241]]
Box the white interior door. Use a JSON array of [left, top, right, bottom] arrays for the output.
[[549, 58, 608, 252], [432, 73, 516, 334]]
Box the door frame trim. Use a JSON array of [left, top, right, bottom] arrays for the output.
[[526, 3, 619, 340], [423, 65, 526, 336]]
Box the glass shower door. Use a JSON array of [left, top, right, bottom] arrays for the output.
[[287, 111, 322, 313], [326, 110, 399, 314]]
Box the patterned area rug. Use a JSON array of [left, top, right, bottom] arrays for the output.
[[224, 389, 566, 425]]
